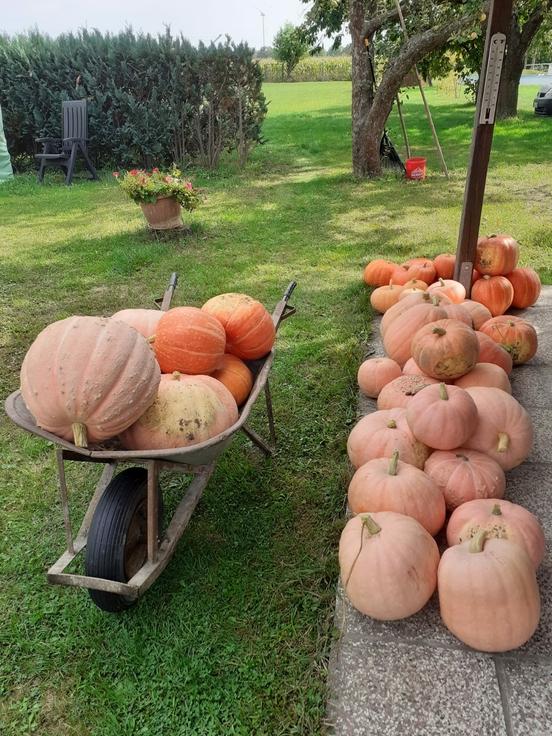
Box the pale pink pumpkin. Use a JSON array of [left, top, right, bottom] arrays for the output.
[[380, 291, 451, 337], [424, 448, 505, 511], [428, 278, 466, 304], [383, 301, 447, 366], [442, 303, 472, 326], [348, 451, 445, 535], [370, 284, 404, 314], [376, 374, 438, 410], [438, 531, 540, 652], [476, 331, 513, 375], [402, 357, 453, 383], [347, 408, 430, 469], [460, 300, 493, 330], [411, 319, 479, 380], [479, 316, 538, 365], [464, 387, 533, 470], [357, 357, 402, 398], [111, 308, 163, 338], [454, 362, 511, 394], [446, 499, 545, 569], [339, 512, 440, 620], [405, 383, 478, 450]]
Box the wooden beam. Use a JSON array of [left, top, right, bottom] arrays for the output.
[[454, 0, 513, 293]]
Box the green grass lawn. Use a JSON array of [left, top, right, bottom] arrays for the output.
[[1, 82, 551, 736]]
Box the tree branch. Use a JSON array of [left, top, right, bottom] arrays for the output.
[[519, 0, 552, 52], [362, 5, 403, 39]]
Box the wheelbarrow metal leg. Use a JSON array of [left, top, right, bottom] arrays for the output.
[[241, 425, 274, 457], [147, 461, 159, 564], [264, 379, 276, 446], [56, 448, 74, 555]]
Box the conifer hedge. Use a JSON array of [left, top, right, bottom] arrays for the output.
[[0, 29, 267, 169]]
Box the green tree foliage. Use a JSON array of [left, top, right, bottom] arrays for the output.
[[273, 24, 310, 78], [0, 29, 267, 169]]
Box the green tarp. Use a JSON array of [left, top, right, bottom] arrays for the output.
[[0, 105, 13, 182]]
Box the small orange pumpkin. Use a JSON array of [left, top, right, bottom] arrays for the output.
[[154, 307, 226, 374], [433, 253, 455, 280], [507, 267, 541, 308], [202, 293, 275, 360], [370, 284, 403, 313], [402, 278, 428, 291], [411, 319, 479, 380], [376, 374, 438, 410], [389, 265, 413, 286], [476, 331, 513, 375], [211, 354, 253, 406], [475, 234, 519, 276], [479, 315, 537, 365], [357, 357, 402, 398], [454, 362, 511, 393], [471, 275, 514, 316], [363, 259, 397, 286], [404, 260, 436, 285]]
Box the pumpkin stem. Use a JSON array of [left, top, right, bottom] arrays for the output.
[[344, 515, 381, 590], [387, 419, 397, 429], [491, 504, 502, 516], [171, 371, 181, 380], [497, 432, 510, 452], [147, 335, 156, 344], [432, 327, 447, 336], [455, 453, 469, 461], [439, 383, 448, 400], [439, 278, 445, 287], [72, 422, 88, 448], [430, 295, 440, 306], [469, 529, 488, 553], [388, 450, 399, 476], [362, 514, 382, 537]]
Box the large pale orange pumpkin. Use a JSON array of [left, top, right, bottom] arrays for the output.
[[383, 301, 447, 366], [476, 331, 513, 375], [154, 307, 226, 374], [20, 316, 160, 447], [348, 451, 445, 535], [347, 408, 430, 469], [363, 259, 396, 286], [475, 234, 519, 276], [120, 373, 238, 450], [454, 362, 511, 394], [357, 357, 402, 398], [399, 287, 426, 300], [479, 315, 537, 365], [411, 319, 479, 380], [460, 300, 492, 330], [376, 374, 438, 410], [202, 293, 275, 359], [507, 267, 541, 308], [405, 382, 478, 450], [210, 354, 253, 406], [438, 531, 540, 652], [380, 291, 451, 337], [471, 275, 514, 316], [428, 278, 466, 304], [433, 253, 455, 280], [370, 284, 403, 313], [339, 512, 440, 620], [442, 303, 472, 326], [446, 499, 545, 569], [464, 387, 533, 470], [111, 308, 163, 338], [402, 278, 428, 291], [402, 357, 453, 383], [424, 448, 505, 511]]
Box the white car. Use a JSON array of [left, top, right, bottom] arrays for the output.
[[534, 84, 552, 115]]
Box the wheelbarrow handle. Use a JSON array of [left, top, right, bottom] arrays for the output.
[[154, 272, 179, 311], [283, 280, 297, 302], [273, 281, 297, 329]]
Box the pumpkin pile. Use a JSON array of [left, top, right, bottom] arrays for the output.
[[340, 237, 545, 652], [20, 292, 275, 451]]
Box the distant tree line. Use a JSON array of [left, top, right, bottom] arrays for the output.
[[0, 29, 267, 169]]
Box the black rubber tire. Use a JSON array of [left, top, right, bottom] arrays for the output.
[[84, 467, 161, 613]]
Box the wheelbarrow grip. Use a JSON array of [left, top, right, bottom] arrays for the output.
[[283, 281, 297, 301]]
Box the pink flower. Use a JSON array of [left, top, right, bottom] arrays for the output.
[[129, 169, 138, 176], [185, 182, 193, 190], [164, 175, 172, 183], [152, 167, 159, 173], [112, 171, 120, 178]]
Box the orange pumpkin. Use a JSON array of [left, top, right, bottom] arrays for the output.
[[202, 293, 275, 360], [20, 316, 160, 447], [454, 362, 511, 394], [357, 357, 402, 398], [347, 408, 430, 469], [120, 373, 238, 450], [476, 331, 513, 375], [402, 278, 428, 291], [479, 315, 537, 365], [383, 301, 447, 366], [111, 308, 162, 338], [405, 382, 478, 451], [428, 278, 466, 304], [471, 275, 514, 316], [154, 307, 226, 374], [475, 234, 519, 276], [411, 318, 479, 380], [210, 354, 253, 406], [376, 374, 438, 410], [460, 300, 492, 330], [363, 259, 396, 286], [405, 261, 437, 285], [399, 287, 426, 300], [464, 387, 533, 470], [446, 499, 546, 569], [433, 253, 455, 280], [389, 265, 413, 286], [507, 267, 541, 308], [370, 284, 403, 313], [424, 448, 505, 511], [438, 531, 540, 652], [348, 451, 445, 535], [402, 357, 453, 383], [340, 512, 440, 620]]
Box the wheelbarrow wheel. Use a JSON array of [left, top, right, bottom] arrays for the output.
[[85, 467, 162, 613]]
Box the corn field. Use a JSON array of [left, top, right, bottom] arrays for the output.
[[258, 57, 352, 83]]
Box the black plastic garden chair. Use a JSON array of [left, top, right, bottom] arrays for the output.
[[35, 100, 99, 185]]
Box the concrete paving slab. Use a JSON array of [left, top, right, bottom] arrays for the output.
[[500, 658, 552, 736], [505, 463, 552, 540], [525, 408, 552, 465], [327, 640, 507, 736], [514, 557, 552, 658]]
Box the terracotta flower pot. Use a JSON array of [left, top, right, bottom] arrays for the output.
[[140, 195, 182, 230]]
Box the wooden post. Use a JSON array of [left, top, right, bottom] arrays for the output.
[[454, 0, 513, 293], [395, 94, 411, 159]]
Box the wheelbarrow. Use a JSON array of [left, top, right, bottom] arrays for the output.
[[5, 274, 297, 612]]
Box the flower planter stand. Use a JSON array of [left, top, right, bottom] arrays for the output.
[[140, 196, 183, 230]]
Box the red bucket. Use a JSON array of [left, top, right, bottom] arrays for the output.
[[405, 157, 427, 180]]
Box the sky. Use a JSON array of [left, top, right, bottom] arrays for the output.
[[0, 0, 313, 48]]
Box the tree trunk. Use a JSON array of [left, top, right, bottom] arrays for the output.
[[496, 58, 524, 118], [350, 0, 377, 177]]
